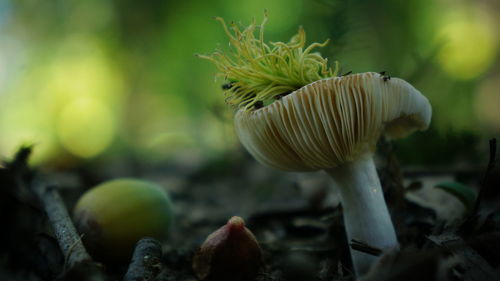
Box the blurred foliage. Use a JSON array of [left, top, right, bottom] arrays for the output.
[[0, 0, 498, 167]]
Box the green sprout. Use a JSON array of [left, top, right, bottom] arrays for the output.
[[198, 14, 339, 110]]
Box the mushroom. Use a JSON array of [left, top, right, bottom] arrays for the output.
[[199, 15, 432, 276], [235, 73, 431, 274]]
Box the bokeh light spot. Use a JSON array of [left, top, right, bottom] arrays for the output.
[[436, 11, 497, 80], [57, 98, 115, 158], [0, 109, 56, 164], [474, 75, 500, 132]]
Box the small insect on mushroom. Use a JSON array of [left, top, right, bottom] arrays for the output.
[[340, 70, 353, 77], [222, 82, 243, 93], [274, 92, 291, 100], [221, 82, 234, 90], [253, 101, 264, 109], [379, 71, 391, 82]]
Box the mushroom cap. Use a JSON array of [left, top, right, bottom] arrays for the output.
[[234, 72, 432, 171]]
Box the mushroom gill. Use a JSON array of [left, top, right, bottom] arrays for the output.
[[235, 72, 431, 171]]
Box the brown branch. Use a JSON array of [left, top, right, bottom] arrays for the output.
[[32, 179, 106, 281], [123, 237, 163, 281]]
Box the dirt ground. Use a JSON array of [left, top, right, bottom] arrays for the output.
[[1, 141, 499, 281]]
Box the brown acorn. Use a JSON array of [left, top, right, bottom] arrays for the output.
[[192, 216, 262, 281]]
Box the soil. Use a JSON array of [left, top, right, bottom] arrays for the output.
[[1, 142, 499, 281]]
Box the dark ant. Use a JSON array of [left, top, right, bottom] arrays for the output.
[[221, 82, 233, 90], [274, 92, 291, 100], [340, 71, 352, 77], [254, 101, 264, 109], [222, 81, 243, 91], [222, 82, 244, 95], [379, 71, 391, 82]]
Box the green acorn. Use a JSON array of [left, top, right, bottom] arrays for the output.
[[73, 178, 173, 263]]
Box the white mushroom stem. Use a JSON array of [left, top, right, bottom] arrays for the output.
[[325, 153, 398, 276]]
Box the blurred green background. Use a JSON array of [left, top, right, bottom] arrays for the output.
[[0, 0, 498, 168]]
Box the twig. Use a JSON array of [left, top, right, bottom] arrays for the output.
[[473, 138, 497, 215], [123, 237, 163, 281], [459, 138, 497, 235], [33, 181, 91, 266], [32, 179, 105, 281], [349, 239, 382, 256]]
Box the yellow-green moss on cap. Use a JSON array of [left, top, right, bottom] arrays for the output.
[[73, 178, 173, 262], [198, 13, 338, 110]]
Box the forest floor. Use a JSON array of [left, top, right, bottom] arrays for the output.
[[1, 139, 499, 281]]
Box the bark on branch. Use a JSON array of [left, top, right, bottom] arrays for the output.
[[123, 237, 163, 281], [32, 179, 106, 281]]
